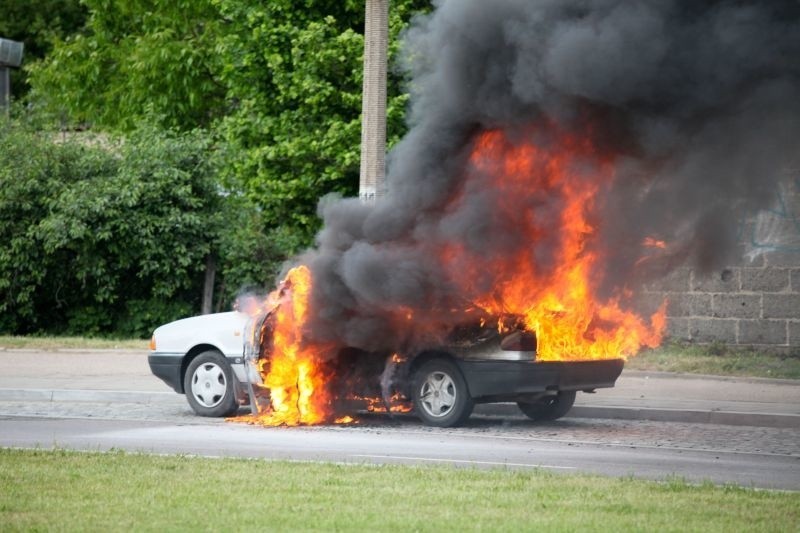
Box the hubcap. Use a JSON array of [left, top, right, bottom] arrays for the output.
[[419, 371, 457, 418], [191, 363, 227, 408]]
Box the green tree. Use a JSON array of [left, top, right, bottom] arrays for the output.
[[0, 0, 87, 96], [27, 0, 225, 130], [0, 119, 224, 336], [214, 0, 430, 241], [26, 1, 431, 315]]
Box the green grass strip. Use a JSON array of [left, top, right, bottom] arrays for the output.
[[1, 448, 797, 532], [627, 342, 800, 380], [0, 336, 148, 350]]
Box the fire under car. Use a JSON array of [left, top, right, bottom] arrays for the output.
[[148, 311, 624, 427]]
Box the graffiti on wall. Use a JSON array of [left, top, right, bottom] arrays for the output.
[[744, 174, 800, 258]]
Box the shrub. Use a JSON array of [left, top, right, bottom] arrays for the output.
[[0, 119, 221, 337]]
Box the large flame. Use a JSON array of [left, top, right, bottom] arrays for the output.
[[235, 266, 334, 426], [445, 127, 665, 360]]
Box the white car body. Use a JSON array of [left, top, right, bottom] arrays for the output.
[[148, 312, 251, 393]]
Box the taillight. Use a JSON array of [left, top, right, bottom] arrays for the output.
[[149, 335, 156, 351]]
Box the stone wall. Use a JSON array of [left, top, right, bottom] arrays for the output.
[[640, 174, 800, 354]]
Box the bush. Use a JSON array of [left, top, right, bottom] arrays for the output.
[[0, 118, 222, 337], [214, 202, 312, 310]]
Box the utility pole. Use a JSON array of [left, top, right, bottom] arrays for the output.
[[0, 38, 24, 116], [359, 0, 389, 203]]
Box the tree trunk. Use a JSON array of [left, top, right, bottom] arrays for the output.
[[201, 254, 216, 315]]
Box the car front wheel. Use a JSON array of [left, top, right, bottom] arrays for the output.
[[184, 350, 239, 417], [517, 391, 576, 421], [412, 358, 474, 427]]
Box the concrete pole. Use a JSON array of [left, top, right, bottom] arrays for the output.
[[359, 0, 389, 203], [0, 67, 9, 117]]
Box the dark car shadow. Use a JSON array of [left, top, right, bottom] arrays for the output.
[[350, 410, 587, 430]]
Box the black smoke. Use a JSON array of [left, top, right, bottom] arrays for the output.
[[295, 0, 800, 355]]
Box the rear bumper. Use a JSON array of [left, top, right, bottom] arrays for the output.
[[148, 353, 184, 393], [456, 358, 624, 400]]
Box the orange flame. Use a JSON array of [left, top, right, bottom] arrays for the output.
[[445, 127, 665, 360], [354, 392, 414, 414], [236, 266, 333, 426], [643, 237, 667, 249]]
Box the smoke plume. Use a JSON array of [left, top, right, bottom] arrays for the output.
[[296, 0, 800, 355]]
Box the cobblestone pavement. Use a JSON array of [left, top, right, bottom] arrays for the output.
[[2, 398, 797, 458]]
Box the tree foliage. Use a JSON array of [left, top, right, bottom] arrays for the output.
[[0, 120, 223, 336], [214, 0, 430, 239], [29, 1, 429, 220], [0, 0, 87, 96], [14, 1, 432, 335], [27, 0, 225, 130]]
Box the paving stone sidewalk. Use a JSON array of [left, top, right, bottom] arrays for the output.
[[1, 349, 798, 428]]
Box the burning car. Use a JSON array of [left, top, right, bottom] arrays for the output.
[[148, 304, 625, 427], [147, 124, 665, 428]]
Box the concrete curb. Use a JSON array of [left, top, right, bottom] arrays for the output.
[[2, 388, 797, 428], [0, 388, 177, 405], [570, 406, 800, 428], [0, 348, 146, 354], [474, 403, 800, 429]]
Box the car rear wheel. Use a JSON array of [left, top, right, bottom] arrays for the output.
[[184, 350, 239, 417], [517, 391, 576, 421], [412, 358, 474, 427]]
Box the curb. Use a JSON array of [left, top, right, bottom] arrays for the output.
[[475, 403, 800, 429], [620, 370, 800, 386], [0, 347, 146, 353], [0, 388, 178, 405], [570, 405, 800, 429]]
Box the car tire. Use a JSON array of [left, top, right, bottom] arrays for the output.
[[412, 358, 474, 427], [517, 391, 576, 421], [184, 350, 239, 417]]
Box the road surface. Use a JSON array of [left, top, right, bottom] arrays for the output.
[[1, 396, 797, 490]]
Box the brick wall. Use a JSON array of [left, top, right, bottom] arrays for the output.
[[640, 174, 800, 354]]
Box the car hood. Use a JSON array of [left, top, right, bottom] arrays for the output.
[[151, 311, 249, 357]]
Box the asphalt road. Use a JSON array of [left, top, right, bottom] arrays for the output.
[[2, 398, 798, 490], [2, 348, 798, 490]]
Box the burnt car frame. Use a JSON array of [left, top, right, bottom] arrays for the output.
[[320, 324, 623, 427]]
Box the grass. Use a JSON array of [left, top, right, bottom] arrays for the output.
[[626, 342, 800, 380], [0, 335, 148, 350], [1, 449, 797, 532]]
